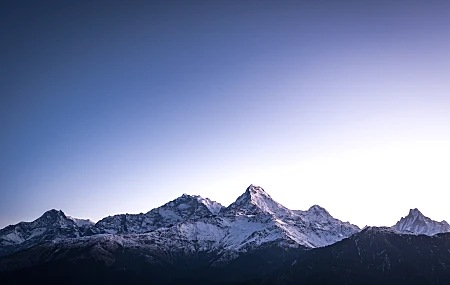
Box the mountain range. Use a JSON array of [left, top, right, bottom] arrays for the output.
[[1, 184, 450, 284]]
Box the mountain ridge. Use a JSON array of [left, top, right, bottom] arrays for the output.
[[2, 185, 450, 285], [392, 208, 450, 236], [0, 184, 359, 258], [2, 185, 449, 262]]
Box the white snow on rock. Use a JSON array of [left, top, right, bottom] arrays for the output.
[[192, 195, 224, 214], [392, 208, 450, 236], [225, 184, 293, 217], [0, 210, 86, 256], [93, 193, 223, 235], [0, 184, 360, 261], [67, 216, 95, 228]]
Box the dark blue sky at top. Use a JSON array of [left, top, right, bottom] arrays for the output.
[[1, 1, 450, 228]]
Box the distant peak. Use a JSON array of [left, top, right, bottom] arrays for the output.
[[392, 208, 450, 236], [179, 193, 204, 199], [226, 184, 291, 217], [47, 209, 62, 213], [170, 193, 202, 203], [246, 184, 270, 197], [302, 205, 334, 221], [178, 193, 202, 201], [243, 185, 276, 205], [396, 209, 426, 224], [247, 184, 262, 189], [361, 226, 399, 235], [408, 208, 422, 216], [166, 193, 223, 215], [67, 216, 95, 227], [43, 209, 65, 217], [405, 208, 427, 220], [178, 193, 207, 202], [194, 195, 224, 214], [37, 209, 69, 222], [308, 205, 327, 212]]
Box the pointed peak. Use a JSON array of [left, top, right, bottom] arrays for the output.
[[242, 185, 274, 204], [247, 184, 264, 191], [168, 193, 200, 204], [408, 208, 423, 217], [177, 193, 208, 203], [176, 193, 204, 202], [42, 209, 66, 218], [393, 208, 450, 236], [46, 209, 62, 213], [302, 205, 335, 221], [226, 185, 290, 217], [308, 204, 328, 212], [193, 195, 224, 214], [36, 209, 71, 224], [161, 193, 224, 215], [246, 184, 271, 197], [178, 193, 207, 201]]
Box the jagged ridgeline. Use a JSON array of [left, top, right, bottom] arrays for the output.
[[1, 185, 450, 285]]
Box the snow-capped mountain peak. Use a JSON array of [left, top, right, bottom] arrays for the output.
[[67, 216, 95, 228], [41, 209, 66, 220], [190, 195, 224, 214], [0, 209, 87, 257], [409, 208, 421, 217], [392, 208, 450, 236], [163, 193, 223, 216], [1, 184, 363, 260], [36, 209, 78, 228], [225, 184, 292, 217], [247, 184, 269, 195], [307, 205, 330, 215], [93, 193, 224, 235]]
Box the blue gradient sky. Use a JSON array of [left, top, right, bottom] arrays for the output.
[[1, 1, 450, 228]]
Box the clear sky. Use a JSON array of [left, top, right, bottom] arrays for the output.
[[1, 0, 450, 229]]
